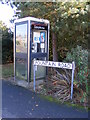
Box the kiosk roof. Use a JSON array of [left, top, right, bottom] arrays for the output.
[[14, 17, 49, 24]]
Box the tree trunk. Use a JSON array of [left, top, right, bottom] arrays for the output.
[[52, 32, 58, 61]]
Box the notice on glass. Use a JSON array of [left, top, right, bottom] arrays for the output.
[[33, 32, 40, 43]]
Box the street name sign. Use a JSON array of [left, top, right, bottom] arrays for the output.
[[33, 60, 75, 100], [33, 60, 73, 69]]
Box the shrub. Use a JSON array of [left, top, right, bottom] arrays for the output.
[[2, 29, 13, 64], [2, 32, 13, 64], [64, 45, 88, 103]]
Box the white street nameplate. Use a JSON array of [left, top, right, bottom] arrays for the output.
[[33, 60, 73, 69]]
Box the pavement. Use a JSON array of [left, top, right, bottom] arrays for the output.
[[2, 80, 88, 119]]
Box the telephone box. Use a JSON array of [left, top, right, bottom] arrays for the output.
[[14, 17, 49, 82]]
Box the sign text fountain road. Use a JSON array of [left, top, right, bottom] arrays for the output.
[[34, 60, 73, 69], [33, 60, 75, 100]]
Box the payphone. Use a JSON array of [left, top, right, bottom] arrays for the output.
[[14, 17, 49, 82], [32, 31, 46, 53]]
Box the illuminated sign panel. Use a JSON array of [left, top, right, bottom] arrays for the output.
[[31, 23, 48, 30]]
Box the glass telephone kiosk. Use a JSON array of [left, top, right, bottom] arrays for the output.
[[14, 17, 49, 82]]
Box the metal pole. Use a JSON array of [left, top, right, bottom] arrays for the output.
[[14, 24, 16, 82], [71, 61, 75, 100], [33, 65, 36, 92]]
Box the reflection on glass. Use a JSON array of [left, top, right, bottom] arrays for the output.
[[16, 24, 27, 53], [15, 23, 27, 80]]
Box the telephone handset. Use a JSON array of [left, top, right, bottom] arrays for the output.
[[32, 43, 41, 53]]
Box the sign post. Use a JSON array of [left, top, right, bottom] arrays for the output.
[[33, 60, 75, 100], [71, 61, 75, 100], [33, 65, 37, 92], [33, 65, 36, 92]]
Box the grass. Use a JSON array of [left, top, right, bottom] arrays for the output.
[[2, 63, 14, 78], [39, 93, 88, 111]]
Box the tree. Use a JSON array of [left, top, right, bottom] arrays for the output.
[[0, 21, 13, 64], [56, 1, 89, 60], [14, 1, 89, 61]]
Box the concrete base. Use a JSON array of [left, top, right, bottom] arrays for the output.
[[15, 79, 44, 90], [16, 80, 29, 88]]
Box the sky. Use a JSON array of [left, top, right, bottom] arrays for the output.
[[0, 1, 17, 30]]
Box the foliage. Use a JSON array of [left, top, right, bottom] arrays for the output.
[[0, 21, 13, 64], [14, 1, 89, 61], [56, 1, 89, 60], [64, 45, 88, 103]]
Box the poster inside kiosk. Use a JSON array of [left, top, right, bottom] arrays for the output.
[[33, 32, 40, 43], [33, 60, 75, 100], [33, 32, 45, 43]]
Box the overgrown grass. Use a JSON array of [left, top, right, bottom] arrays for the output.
[[2, 63, 14, 78]]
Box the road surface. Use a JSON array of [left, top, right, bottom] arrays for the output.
[[2, 80, 88, 119]]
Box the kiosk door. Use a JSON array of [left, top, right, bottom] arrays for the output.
[[31, 29, 48, 80]]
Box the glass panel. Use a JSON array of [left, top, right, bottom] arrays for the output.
[[31, 58, 46, 80], [15, 23, 27, 80]]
